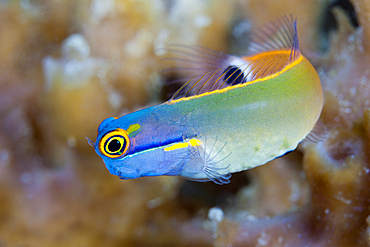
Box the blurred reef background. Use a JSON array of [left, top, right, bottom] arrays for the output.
[[1, 0, 370, 246]]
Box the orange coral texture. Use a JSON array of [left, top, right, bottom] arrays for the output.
[[0, 0, 370, 246]]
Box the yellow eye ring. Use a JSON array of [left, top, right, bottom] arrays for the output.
[[99, 128, 130, 158]]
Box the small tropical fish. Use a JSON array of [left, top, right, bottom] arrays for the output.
[[90, 16, 323, 185]]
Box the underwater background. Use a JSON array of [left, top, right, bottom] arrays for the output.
[[0, 0, 370, 246]]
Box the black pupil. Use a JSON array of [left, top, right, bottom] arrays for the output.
[[223, 66, 245, 85], [108, 139, 122, 153]]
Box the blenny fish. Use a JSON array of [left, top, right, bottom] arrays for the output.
[[89, 16, 323, 185]]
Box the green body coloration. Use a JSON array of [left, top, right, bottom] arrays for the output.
[[165, 57, 323, 179]]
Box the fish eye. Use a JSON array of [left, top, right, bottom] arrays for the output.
[[99, 128, 130, 158]]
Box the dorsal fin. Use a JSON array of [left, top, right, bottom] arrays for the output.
[[161, 44, 228, 85], [247, 15, 300, 62], [162, 15, 301, 101]]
